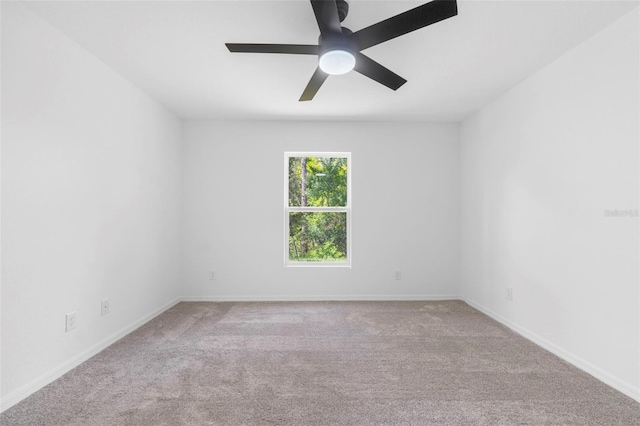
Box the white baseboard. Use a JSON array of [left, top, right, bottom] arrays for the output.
[[464, 298, 640, 403], [181, 294, 461, 302], [0, 297, 181, 413]]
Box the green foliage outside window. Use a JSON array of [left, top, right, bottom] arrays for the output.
[[288, 157, 348, 262]]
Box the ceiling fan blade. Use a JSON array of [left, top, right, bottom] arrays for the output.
[[226, 43, 319, 55], [310, 0, 342, 38], [354, 53, 407, 91], [350, 0, 457, 51], [299, 67, 329, 101]]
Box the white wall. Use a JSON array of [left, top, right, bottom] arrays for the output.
[[460, 8, 639, 400], [182, 121, 459, 300], [1, 2, 183, 408]]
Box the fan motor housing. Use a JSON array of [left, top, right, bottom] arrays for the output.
[[318, 27, 356, 57]]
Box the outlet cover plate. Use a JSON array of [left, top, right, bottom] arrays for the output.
[[101, 299, 110, 316], [506, 287, 513, 301], [65, 312, 77, 332]]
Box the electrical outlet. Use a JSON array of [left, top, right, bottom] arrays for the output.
[[101, 299, 110, 316], [65, 312, 77, 332], [506, 287, 513, 301], [209, 271, 216, 280], [394, 271, 402, 280]]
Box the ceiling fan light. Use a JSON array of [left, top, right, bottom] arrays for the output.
[[319, 49, 355, 75]]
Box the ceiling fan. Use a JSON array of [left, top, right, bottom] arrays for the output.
[[225, 0, 458, 101]]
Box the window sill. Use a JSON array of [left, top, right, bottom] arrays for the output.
[[285, 262, 352, 268]]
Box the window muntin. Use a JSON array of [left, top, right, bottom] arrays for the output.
[[285, 153, 351, 267]]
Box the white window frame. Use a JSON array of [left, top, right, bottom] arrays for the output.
[[284, 152, 351, 268]]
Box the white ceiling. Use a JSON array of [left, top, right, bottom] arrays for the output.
[[24, 0, 638, 122]]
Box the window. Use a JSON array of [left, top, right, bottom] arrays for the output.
[[285, 152, 351, 267]]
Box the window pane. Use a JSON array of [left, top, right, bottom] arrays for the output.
[[288, 157, 347, 207], [289, 212, 347, 262]]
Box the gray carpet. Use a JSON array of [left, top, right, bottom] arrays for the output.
[[2, 301, 639, 425]]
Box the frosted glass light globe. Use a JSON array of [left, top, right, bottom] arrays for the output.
[[319, 50, 355, 75]]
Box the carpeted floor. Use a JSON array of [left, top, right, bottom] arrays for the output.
[[2, 301, 639, 425]]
